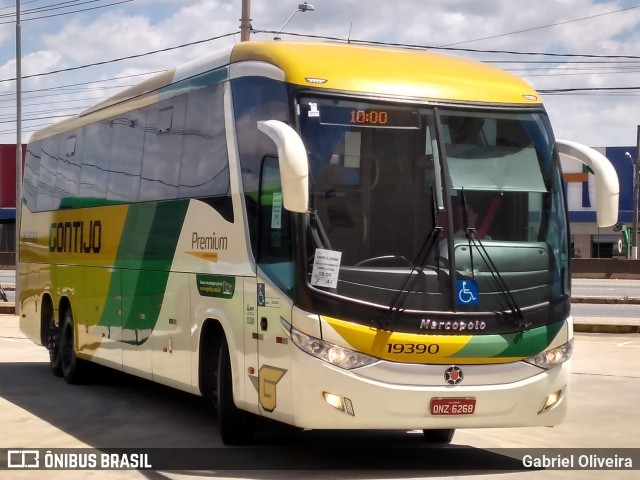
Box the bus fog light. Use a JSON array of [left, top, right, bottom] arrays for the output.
[[323, 392, 355, 416], [323, 392, 344, 411], [539, 390, 562, 413]]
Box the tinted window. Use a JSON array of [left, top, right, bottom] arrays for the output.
[[107, 111, 144, 201], [23, 141, 42, 210], [179, 83, 229, 198], [54, 131, 82, 204], [140, 98, 186, 200], [232, 76, 289, 255], [27, 68, 232, 210], [79, 121, 112, 201], [36, 136, 60, 211]]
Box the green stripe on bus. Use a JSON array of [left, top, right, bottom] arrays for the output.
[[99, 200, 189, 342], [454, 320, 565, 359]]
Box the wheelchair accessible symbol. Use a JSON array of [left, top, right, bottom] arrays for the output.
[[456, 279, 479, 305]]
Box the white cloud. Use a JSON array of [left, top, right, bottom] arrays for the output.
[[0, 0, 638, 145]]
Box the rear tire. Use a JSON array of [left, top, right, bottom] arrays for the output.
[[59, 309, 87, 385], [46, 308, 63, 377], [422, 428, 455, 443], [217, 337, 255, 445]]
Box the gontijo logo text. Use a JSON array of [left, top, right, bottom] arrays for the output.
[[49, 220, 102, 253]]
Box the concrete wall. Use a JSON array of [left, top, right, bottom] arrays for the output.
[[572, 258, 640, 279]]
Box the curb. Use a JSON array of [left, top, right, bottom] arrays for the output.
[[571, 296, 640, 333], [572, 296, 640, 305], [573, 324, 640, 334], [0, 303, 15, 315]]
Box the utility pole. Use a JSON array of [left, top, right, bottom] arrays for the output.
[[240, 0, 251, 41], [634, 125, 640, 260], [15, 0, 22, 314]]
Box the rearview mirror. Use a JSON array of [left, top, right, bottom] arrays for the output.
[[556, 139, 619, 227], [257, 120, 309, 213]]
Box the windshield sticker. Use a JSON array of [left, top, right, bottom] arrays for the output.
[[456, 279, 479, 305], [307, 102, 320, 118], [271, 192, 283, 229], [311, 248, 342, 289]]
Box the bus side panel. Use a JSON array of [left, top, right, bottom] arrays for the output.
[[118, 201, 190, 380], [190, 272, 247, 401], [19, 208, 54, 345], [151, 271, 192, 391], [120, 268, 157, 380], [79, 266, 123, 369], [18, 261, 42, 345]]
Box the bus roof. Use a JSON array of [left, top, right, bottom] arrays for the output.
[[230, 41, 541, 106], [32, 41, 542, 142]]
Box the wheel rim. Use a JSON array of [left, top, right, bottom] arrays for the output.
[[61, 324, 73, 374], [48, 327, 59, 363]]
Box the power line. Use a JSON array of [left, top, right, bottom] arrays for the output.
[[0, 70, 163, 98], [0, 113, 75, 125], [439, 4, 640, 47], [0, 0, 134, 24], [0, 1, 99, 19], [252, 29, 640, 60], [0, 0, 49, 13], [2, 28, 638, 89], [0, 105, 90, 120], [0, 31, 238, 84], [538, 86, 640, 93]]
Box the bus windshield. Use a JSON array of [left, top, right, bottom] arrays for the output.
[[297, 96, 569, 314]]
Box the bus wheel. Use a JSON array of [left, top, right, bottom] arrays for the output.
[[217, 337, 255, 445], [422, 429, 455, 443], [59, 309, 87, 385], [46, 309, 62, 377]]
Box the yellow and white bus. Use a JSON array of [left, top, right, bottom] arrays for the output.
[[19, 41, 619, 444]]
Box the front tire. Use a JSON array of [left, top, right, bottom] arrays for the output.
[[59, 309, 87, 385], [217, 337, 254, 445]]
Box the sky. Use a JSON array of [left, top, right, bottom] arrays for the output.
[[0, 0, 639, 147]]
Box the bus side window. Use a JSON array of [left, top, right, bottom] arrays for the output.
[[79, 121, 111, 202], [23, 141, 43, 210], [108, 110, 145, 202], [231, 76, 289, 257], [257, 156, 294, 292], [36, 136, 60, 211], [178, 83, 230, 200]]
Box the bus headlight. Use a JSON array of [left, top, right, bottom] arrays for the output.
[[525, 339, 574, 369], [287, 324, 378, 370]]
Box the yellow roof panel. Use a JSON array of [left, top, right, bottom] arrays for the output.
[[231, 41, 541, 105]]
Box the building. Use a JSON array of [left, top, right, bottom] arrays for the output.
[[0, 144, 24, 256], [564, 146, 639, 258]]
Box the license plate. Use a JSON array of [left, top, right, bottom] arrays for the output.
[[430, 397, 476, 415]]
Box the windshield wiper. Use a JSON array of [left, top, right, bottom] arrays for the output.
[[306, 209, 332, 250], [377, 188, 442, 329], [459, 190, 530, 329]]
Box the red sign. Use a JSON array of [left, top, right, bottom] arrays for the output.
[[0, 144, 25, 209]]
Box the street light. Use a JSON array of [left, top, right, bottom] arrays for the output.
[[625, 150, 639, 259], [274, 2, 315, 40]]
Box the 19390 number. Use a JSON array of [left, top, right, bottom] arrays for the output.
[[386, 343, 440, 354]]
